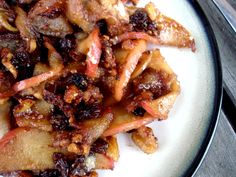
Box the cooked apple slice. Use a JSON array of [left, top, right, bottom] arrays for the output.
[[140, 81, 180, 118], [114, 40, 146, 101], [156, 14, 195, 51], [140, 50, 181, 118], [115, 4, 195, 51], [148, 49, 174, 74], [73, 108, 114, 145], [0, 101, 11, 138], [145, 2, 195, 51], [103, 105, 155, 137], [0, 128, 60, 172], [76, 28, 102, 78], [131, 51, 153, 79], [104, 49, 180, 136], [13, 99, 53, 132], [15, 116, 52, 132]]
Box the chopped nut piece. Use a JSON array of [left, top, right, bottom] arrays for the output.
[[131, 126, 158, 154], [67, 143, 90, 155]]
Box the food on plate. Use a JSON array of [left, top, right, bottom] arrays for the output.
[[0, 0, 195, 176]]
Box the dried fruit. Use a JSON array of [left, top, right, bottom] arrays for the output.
[[130, 10, 157, 33]]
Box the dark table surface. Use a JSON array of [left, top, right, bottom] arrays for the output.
[[193, 0, 236, 177]]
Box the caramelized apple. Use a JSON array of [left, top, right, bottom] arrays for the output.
[[114, 40, 147, 101], [140, 82, 180, 119], [73, 109, 114, 145], [0, 128, 60, 172], [103, 105, 155, 137]]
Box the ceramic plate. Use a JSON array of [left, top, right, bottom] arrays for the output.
[[98, 0, 222, 177]]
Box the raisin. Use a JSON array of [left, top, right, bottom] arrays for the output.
[[96, 19, 108, 35], [65, 74, 88, 91], [90, 138, 108, 154], [76, 103, 101, 121], [70, 156, 88, 176], [130, 9, 157, 33], [50, 111, 70, 131], [58, 37, 76, 53], [11, 50, 34, 80], [53, 153, 70, 177], [45, 83, 58, 94], [52, 153, 94, 177], [0, 71, 15, 92], [12, 50, 31, 68], [132, 107, 146, 117], [38, 169, 60, 177]]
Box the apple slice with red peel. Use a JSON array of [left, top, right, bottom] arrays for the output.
[[140, 50, 181, 118], [103, 106, 155, 137], [104, 49, 181, 136], [0, 127, 116, 172], [113, 5, 195, 51], [95, 153, 114, 170], [76, 28, 102, 78], [114, 40, 147, 101], [0, 128, 60, 172], [140, 82, 180, 119]]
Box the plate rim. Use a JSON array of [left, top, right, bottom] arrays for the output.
[[183, 1, 223, 177]]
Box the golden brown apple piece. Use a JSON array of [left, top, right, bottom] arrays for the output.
[[0, 128, 60, 172], [131, 51, 153, 79], [104, 50, 180, 136], [146, 2, 195, 51], [156, 15, 195, 51], [0, 127, 117, 173], [13, 99, 53, 132], [72, 108, 114, 146]]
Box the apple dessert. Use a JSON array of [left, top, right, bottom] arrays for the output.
[[0, 0, 195, 176]]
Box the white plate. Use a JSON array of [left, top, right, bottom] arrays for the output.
[[98, 0, 222, 177]]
